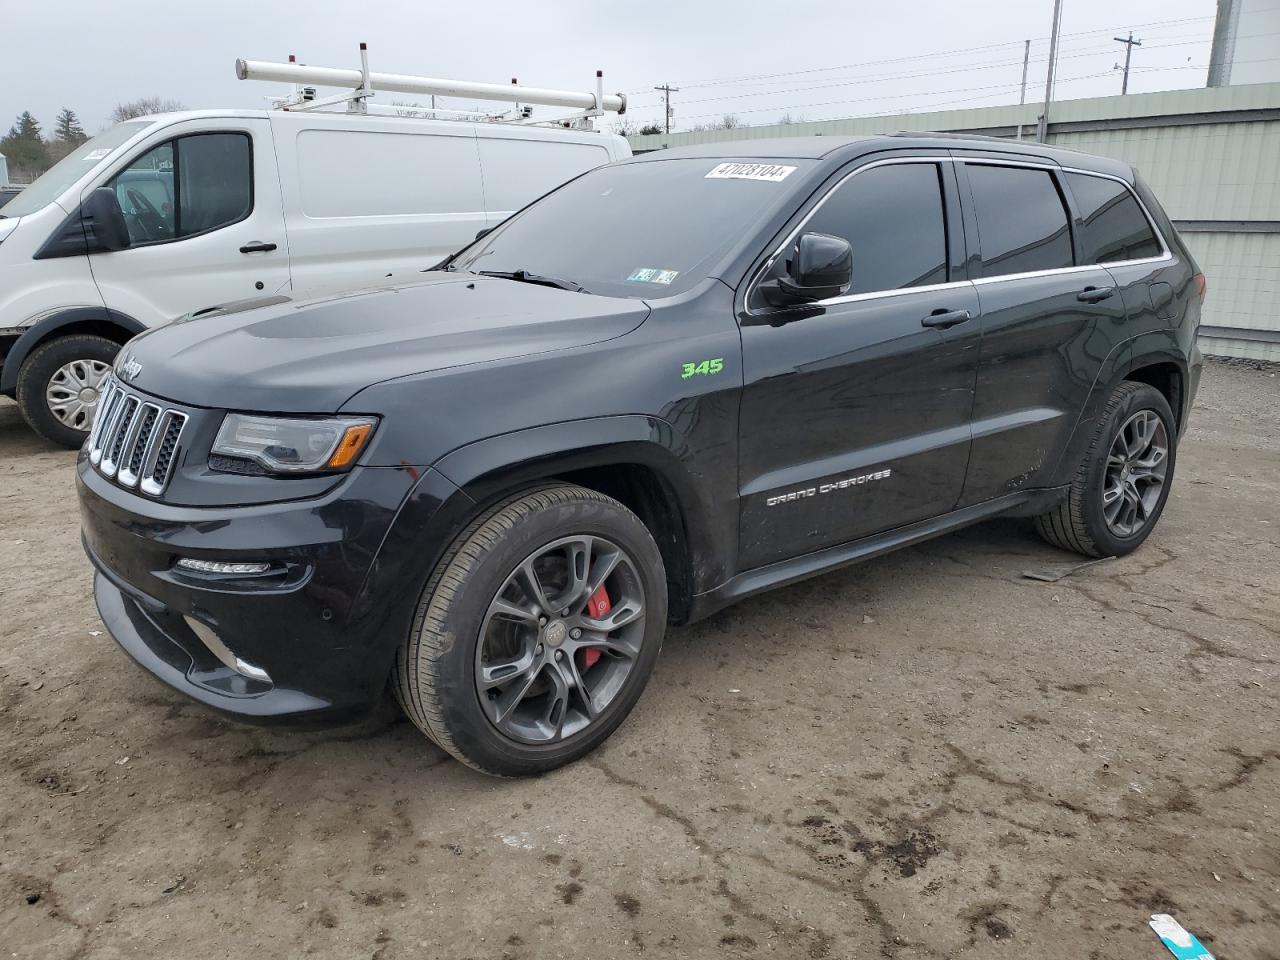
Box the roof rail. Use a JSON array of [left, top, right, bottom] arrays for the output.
[[237, 43, 626, 129]]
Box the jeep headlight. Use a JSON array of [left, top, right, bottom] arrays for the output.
[[211, 414, 377, 474]]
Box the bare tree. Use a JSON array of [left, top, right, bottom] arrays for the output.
[[720, 113, 741, 130], [611, 118, 637, 136], [110, 98, 185, 123], [637, 123, 663, 136]]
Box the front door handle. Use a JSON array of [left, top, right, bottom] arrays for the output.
[[1077, 285, 1115, 303], [921, 308, 972, 330], [239, 241, 278, 254]]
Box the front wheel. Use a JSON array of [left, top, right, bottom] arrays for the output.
[[393, 484, 668, 776], [15, 335, 121, 448], [1035, 381, 1177, 558]]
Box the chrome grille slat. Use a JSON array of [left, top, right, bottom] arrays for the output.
[[88, 381, 189, 497], [100, 396, 139, 478], [118, 403, 160, 488]]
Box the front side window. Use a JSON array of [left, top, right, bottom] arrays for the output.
[[756, 162, 949, 305], [110, 132, 251, 245], [967, 164, 1073, 277], [1065, 172, 1162, 264]]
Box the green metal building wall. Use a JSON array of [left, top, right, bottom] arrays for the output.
[[628, 83, 1280, 361]]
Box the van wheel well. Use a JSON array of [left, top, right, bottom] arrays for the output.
[[555, 464, 693, 625], [1125, 363, 1183, 431], [35, 318, 135, 352]]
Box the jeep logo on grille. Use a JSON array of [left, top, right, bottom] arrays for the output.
[[118, 353, 143, 382]]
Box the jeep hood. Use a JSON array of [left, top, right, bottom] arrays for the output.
[[121, 272, 650, 412]]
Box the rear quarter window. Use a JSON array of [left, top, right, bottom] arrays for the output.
[[1064, 171, 1162, 263]]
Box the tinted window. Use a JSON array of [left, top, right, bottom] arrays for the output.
[[766, 163, 948, 298], [451, 157, 815, 299], [1065, 172, 1161, 263], [112, 133, 251, 244], [967, 165, 1073, 277]]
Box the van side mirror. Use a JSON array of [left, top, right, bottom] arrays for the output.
[[760, 232, 852, 307], [33, 187, 133, 260], [82, 187, 132, 253]]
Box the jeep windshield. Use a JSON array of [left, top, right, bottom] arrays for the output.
[[1, 121, 148, 218], [449, 158, 815, 299]]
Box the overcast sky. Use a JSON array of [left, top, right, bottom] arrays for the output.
[[5, 0, 1220, 136]]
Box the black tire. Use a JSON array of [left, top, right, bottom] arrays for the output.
[[1035, 381, 1177, 558], [393, 484, 668, 776], [15, 334, 122, 448]]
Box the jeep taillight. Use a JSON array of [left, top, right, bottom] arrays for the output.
[[1193, 272, 1207, 302]]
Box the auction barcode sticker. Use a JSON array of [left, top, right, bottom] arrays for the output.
[[705, 162, 796, 182]]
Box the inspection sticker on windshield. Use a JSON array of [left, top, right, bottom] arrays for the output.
[[85, 148, 112, 161], [705, 162, 796, 182], [627, 268, 680, 285]]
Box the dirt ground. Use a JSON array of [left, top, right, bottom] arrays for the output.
[[1, 359, 1277, 960]]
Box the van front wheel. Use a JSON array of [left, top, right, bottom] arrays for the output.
[[16, 335, 121, 448]]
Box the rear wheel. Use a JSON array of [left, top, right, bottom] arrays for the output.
[[16, 335, 121, 448], [393, 484, 667, 776], [1035, 381, 1176, 557]]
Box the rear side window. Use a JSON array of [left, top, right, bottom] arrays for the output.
[[1065, 172, 1162, 263], [767, 162, 948, 299], [967, 164, 1073, 277]]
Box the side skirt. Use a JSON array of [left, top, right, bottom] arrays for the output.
[[686, 486, 1068, 622]]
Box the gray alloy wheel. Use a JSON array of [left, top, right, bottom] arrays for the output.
[[1102, 409, 1169, 537], [45, 358, 113, 431], [475, 534, 647, 745]]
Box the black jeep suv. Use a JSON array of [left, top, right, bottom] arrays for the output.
[[77, 134, 1203, 775]]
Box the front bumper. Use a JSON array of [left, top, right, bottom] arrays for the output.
[[78, 456, 468, 723]]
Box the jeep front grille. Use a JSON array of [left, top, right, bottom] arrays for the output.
[[87, 377, 188, 496]]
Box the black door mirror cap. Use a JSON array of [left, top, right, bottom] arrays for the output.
[[83, 186, 132, 253], [762, 232, 852, 306]]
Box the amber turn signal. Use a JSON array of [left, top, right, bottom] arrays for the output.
[[327, 422, 375, 469]]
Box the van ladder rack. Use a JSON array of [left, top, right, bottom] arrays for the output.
[[237, 44, 626, 128]]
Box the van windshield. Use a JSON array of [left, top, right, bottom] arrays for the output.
[[449, 157, 814, 298], [1, 121, 149, 218]]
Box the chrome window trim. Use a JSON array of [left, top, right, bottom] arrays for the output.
[[742, 155, 955, 318], [742, 154, 1175, 318]]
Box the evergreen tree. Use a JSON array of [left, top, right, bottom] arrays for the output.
[[54, 107, 87, 144], [0, 111, 49, 176]]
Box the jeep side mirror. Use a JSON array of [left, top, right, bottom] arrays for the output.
[[761, 232, 852, 307], [82, 187, 132, 253]]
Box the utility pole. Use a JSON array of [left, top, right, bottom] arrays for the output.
[[1016, 39, 1031, 140], [1038, 0, 1064, 143], [1114, 32, 1142, 94], [654, 83, 679, 135]]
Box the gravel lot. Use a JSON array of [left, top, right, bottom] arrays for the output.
[[2, 359, 1277, 960]]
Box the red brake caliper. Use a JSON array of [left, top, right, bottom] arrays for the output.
[[579, 584, 611, 671]]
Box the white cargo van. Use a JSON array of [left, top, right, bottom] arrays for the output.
[[0, 108, 629, 445]]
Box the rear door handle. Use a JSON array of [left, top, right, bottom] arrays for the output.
[[1077, 285, 1115, 303], [921, 308, 972, 330], [239, 241, 278, 254]]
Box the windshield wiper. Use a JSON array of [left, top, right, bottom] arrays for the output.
[[478, 269, 589, 294]]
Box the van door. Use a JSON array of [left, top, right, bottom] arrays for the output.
[[476, 131, 613, 227], [273, 115, 485, 294], [86, 119, 289, 323]]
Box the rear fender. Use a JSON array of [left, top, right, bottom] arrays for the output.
[[1047, 332, 1189, 486]]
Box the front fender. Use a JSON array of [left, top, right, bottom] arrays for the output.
[[432, 415, 737, 601], [0, 307, 144, 394]]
